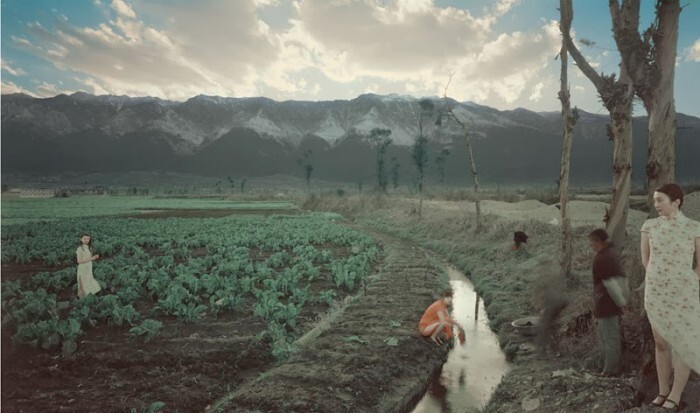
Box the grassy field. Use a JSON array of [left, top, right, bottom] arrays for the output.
[[302, 193, 700, 412], [0, 196, 297, 225], [4, 191, 698, 412]]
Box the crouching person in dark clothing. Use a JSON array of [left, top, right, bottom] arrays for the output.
[[588, 228, 629, 376]]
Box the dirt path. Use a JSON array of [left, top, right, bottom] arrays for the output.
[[209, 228, 450, 413]]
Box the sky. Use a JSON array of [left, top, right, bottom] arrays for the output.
[[2, 0, 699, 116]]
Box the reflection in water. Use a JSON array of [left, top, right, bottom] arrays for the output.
[[412, 266, 509, 413], [426, 377, 450, 413]]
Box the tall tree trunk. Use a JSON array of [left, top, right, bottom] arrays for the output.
[[449, 113, 483, 233], [442, 76, 483, 233], [466, 138, 483, 233], [418, 180, 423, 219], [558, 1, 578, 279], [645, 1, 679, 213], [609, 0, 680, 214], [562, 0, 634, 255], [645, 89, 677, 215], [608, 2, 681, 402], [606, 69, 634, 253]]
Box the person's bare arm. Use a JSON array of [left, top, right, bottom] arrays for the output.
[[641, 232, 650, 270], [438, 310, 464, 333]]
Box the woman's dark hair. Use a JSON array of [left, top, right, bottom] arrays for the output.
[[442, 290, 453, 298], [80, 233, 93, 252], [514, 231, 529, 247], [655, 183, 684, 208], [588, 228, 609, 243]]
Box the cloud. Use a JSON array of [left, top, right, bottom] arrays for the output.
[[493, 0, 521, 18], [265, 0, 559, 106], [253, 0, 280, 6], [1, 79, 73, 98], [111, 0, 135, 19], [1, 80, 34, 95], [529, 81, 544, 101], [685, 38, 700, 62], [444, 19, 560, 104], [12, 0, 566, 109], [294, 0, 491, 74], [35, 81, 74, 97], [1, 59, 27, 76], [17, 0, 277, 99]]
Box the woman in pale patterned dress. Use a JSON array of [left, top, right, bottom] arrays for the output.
[[76, 233, 101, 298], [641, 184, 700, 411]]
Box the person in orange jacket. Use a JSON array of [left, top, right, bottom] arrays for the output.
[[419, 291, 465, 346]]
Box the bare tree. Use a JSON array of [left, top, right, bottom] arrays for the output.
[[412, 137, 429, 218], [390, 157, 400, 190], [227, 175, 236, 194], [558, 1, 580, 279], [413, 99, 434, 218], [434, 147, 451, 183], [561, 0, 634, 254], [609, 0, 681, 214], [297, 150, 314, 192], [370, 128, 393, 193], [439, 76, 484, 232]]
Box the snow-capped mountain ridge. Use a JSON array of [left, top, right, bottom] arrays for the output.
[[4, 92, 697, 156]]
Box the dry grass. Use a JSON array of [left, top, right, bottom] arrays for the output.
[[300, 193, 387, 218], [424, 187, 560, 205], [301, 193, 655, 372]]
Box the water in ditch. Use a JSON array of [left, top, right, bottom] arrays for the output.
[[412, 265, 510, 413]]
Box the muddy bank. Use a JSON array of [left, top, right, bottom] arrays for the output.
[[210, 230, 450, 412]]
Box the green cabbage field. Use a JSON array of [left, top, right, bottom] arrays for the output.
[[1, 213, 379, 359]]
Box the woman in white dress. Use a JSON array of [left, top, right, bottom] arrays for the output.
[[641, 184, 700, 410], [76, 233, 101, 298]]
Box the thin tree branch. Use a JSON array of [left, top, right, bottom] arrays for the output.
[[561, 0, 605, 91]]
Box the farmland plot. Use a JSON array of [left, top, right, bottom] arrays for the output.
[[1, 213, 379, 412], [0, 196, 297, 225]]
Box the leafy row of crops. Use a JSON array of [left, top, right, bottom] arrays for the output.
[[1, 214, 379, 357]]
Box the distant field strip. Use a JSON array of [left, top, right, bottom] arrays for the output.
[[1, 196, 297, 225]]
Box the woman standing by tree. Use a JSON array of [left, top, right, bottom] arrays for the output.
[[76, 233, 101, 298], [641, 184, 700, 410]]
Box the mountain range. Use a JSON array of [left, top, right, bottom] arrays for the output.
[[2, 92, 699, 185]]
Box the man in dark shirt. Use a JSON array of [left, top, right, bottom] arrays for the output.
[[588, 228, 628, 376]]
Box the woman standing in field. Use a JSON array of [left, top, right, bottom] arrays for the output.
[[641, 184, 700, 410], [76, 233, 101, 298]]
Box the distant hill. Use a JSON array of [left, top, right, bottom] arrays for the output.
[[2, 92, 699, 184]]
